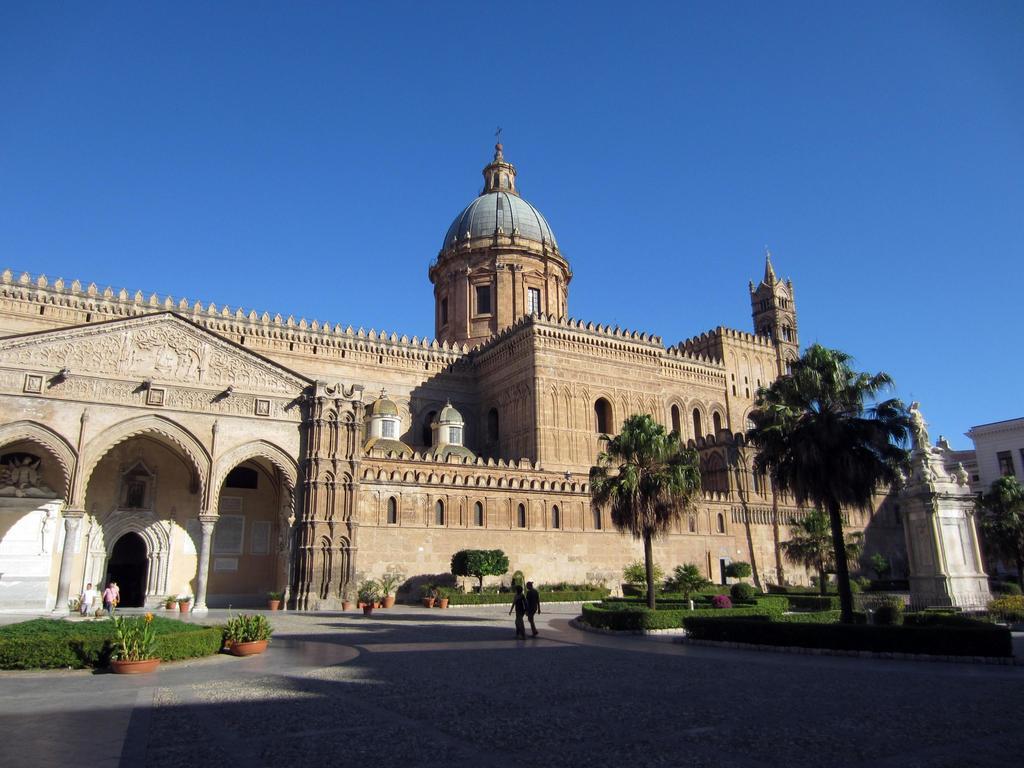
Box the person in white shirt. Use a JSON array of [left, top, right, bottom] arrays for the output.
[[79, 582, 97, 616]]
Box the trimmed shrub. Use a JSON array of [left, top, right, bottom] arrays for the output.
[[725, 561, 752, 579], [988, 595, 1024, 622], [711, 595, 732, 609], [785, 594, 840, 612], [447, 588, 609, 606], [774, 610, 842, 624], [873, 597, 905, 626], [730, 583, 756, 601], [0, 617, 222, 670], [681, 616, 1012, 657], [903, 612, 992, 629], [991, 581, 1023, 596], [623, 561, 665, 588], [580, 602, 777, 631]]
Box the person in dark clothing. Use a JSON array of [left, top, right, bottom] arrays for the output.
[[525, 581, 541, 637], [509, 585, 528, 639]]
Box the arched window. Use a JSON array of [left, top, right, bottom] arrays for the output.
[[422, 411, 437, 447], [594, 398, 612, 434], [434, 499, 445, 526], [692, 409, 703, 438], [551, 505, 560, 529], [688, 515, 697, 533], [670, 404, 681, 436], [517, 503, 527, 528], [474, 501, 484, 527], [487, 408, 500, 443], [593, 508, 602, 530], [703, 453, 728, 493], [716, 512, 726, 533], [712, 412, 723, 434], [387, 496, 398, 525]]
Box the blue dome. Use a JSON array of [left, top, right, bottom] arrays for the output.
[[442, 192, 558, 251]]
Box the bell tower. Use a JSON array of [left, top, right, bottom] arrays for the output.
[[750, 249, 799, 374]]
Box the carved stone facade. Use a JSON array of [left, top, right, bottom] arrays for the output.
[[0, 145, 896, 611]]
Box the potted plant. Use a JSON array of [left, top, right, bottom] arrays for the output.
[[341, 584, 354, 611], [164, 596, 177, 611], [223, 613, 273, 656], [358, 580, 380, 615], [267, 591, 283, 611], [436, 586, 453, 609], [110, 613, 160, 674], [177, 594, 192, 613], [421, 583, 437, 608], [379, 571, 403, 609]]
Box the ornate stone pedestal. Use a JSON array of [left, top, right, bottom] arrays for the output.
[[900, 404, 991, 610]]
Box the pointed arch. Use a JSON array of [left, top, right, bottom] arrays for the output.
[[77, 414, 210, 505], [211, 439, 299, 498], [0, 420, 76, 496]]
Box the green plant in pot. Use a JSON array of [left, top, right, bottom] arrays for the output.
[[110, 613, 159, 673], [421, 582, 438, 608], [266, 591, 283, 611], [379, 571, 403, 608], [358, 580, 381, 614], [223, 613, 273, 656]]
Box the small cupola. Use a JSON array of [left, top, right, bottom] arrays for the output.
[[430, 401, 475, 460], [364, 389, 412, 456], [481, 142, 518, 195]]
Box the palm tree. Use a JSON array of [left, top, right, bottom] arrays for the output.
[[976, 476, 1024, 589], [590, 414, 702, 609], [781, 509, 863, 594], [747, 344, 910, 623]]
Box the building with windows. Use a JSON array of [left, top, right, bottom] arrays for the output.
[[0, 144, 879, 611], [966, 417, 1024, 492]]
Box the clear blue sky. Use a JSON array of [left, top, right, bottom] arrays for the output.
[[1, 2, 1021, 447]]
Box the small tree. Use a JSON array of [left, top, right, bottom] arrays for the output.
[[623, 560, 664, 588], [977, 476, 1024, 589], [781, 510, 862, 595], [667, 564, 711, 601], [867, 553, 891, 580], [725, 561, 752, 580], [450, 549, 510, 592]]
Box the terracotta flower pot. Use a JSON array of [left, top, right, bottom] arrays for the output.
[[229, 639, 268, 657], [110, 658, 160, 674], [267, 600, 281, 611], [382, 595, 396, 609], [342, 600, 353, 611], [362, 605, 373, 616], [178, 601, 191, 613], [422, 597, 435, 608], [438, 597, 449, 609], [165, 604, 177, 611]]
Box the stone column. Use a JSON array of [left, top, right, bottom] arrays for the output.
[[53, 508, 84, 613], [192, 514, 218, 612]]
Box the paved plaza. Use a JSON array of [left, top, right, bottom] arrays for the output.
[[1, 604, 1022, 768]]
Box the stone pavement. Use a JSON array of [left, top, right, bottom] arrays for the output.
[[1, 604, 1023, 767]]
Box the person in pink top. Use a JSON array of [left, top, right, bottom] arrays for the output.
[[101, 582, 119, 616]]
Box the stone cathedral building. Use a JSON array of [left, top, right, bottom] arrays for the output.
[[0, 144, 860, 612]]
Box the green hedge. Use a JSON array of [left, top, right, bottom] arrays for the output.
[[446, 588, 609, 606], [580, 598, 785, 631], [784, 594, 841, 612], [903, 613, 993, 629], [681, 617, 1012, 657], [0, 617, 223, 670]]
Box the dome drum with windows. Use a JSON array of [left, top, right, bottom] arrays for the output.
[[430, 143, 572, 347], [364, 390, 412, 456]]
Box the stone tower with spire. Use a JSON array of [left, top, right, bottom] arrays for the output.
[[749, 250, 799, 375], [430, 143, 570, 346]]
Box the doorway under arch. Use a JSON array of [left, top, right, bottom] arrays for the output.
[[107, 532, 148, 607]]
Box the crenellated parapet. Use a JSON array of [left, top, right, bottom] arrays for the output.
[[0, 269, 472, 366]]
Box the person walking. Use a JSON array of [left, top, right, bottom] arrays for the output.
[[102, 581, 119, 616], [79, 582, 97, 616], [509, 585, 528, 639], [525, 581, 541, 637]]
